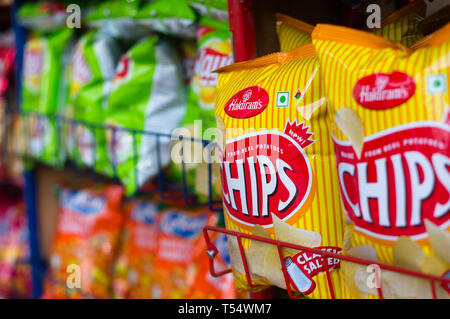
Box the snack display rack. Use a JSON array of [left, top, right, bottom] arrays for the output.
[[203, 226, 450, 299], [1, 110, 224, 298], [2, 110, 224, 213], [1, 0, 449, 300]]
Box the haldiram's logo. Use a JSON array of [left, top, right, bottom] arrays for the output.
[[242, 89, 252, 102], [224, 86, 269, 119], [353, 72, 416, 110]]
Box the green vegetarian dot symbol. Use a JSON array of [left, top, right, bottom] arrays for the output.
[[280, 96, 286, 103]]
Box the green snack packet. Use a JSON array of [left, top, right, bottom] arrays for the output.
[[135, 0, 198, 38], [86, 0, 149, 40], [188, 0, 228, 22], [22, 28, 74, 166], [105, 36, 187, 195], [67, 29, 122, 176], [187, 23, 232, 126], [170, 19, 232, 200], [86, 0, 140, 23], [18, 1, 68, 32]]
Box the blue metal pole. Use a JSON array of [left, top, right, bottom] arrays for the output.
[[12, 0, 25, 99], [13, 0, 43, 298], [23, 169, 43, 298]]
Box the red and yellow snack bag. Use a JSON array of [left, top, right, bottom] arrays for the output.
[[215, 44, 348, 299], [44, 184, 124, 299], [275, 13, 313, 51], [312, 23, 450, 299], [113, 198, 161, 299], [151, 206, 216, 299], [368, 0, 427, 47]]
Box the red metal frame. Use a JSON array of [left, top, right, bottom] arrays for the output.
[[203, 226, 450, 299], [228, 0, 257, 63], [227, 0, 262, 297]]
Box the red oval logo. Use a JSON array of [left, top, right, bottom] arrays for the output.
[[353, 72, 416, 110], [224, 86, 269, 119], [221, 131, 313, 227]]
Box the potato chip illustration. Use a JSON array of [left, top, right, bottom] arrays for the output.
[[393, 236, 425, 271], [425, 220, 450, 265], [335, 108, 364, 158]]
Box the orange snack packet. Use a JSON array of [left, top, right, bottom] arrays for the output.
[[151, 206, 216, 299], [186, 232, 237, 299], [44, 184, 124, 299], [113, 198, 161, 299]]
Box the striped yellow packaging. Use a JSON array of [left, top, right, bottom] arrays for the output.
[[276, 13, 313, 52], [215, 44, 349, 299], [312, 23, 450, 298]]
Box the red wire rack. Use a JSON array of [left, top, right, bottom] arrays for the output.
[[203, 226, 450, 299]]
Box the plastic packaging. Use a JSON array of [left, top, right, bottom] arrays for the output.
[[188, 0, 229, 22], [105, 35, 186, 195], [170, 18, 232, 200], [0, 186, 31, 298], [368, 0, 427, 47], [215, 44, 347, 298], [275, 13, 313, 51], [22, 28, 74, 166], [312, 23, 450, 299], [113, 198, 161, 299], [43, 185, 124, 298], [18, 1, 68, 33], [66, 29, 121, 176], [136, 0, 198, 38], [151, 206, 216, 299]]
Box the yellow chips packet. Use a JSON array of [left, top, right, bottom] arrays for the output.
[[368, 0, 427, 47], [275, 13, 314, 51], [312, 23, 450, 299], [215, 44, 348, 299]]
